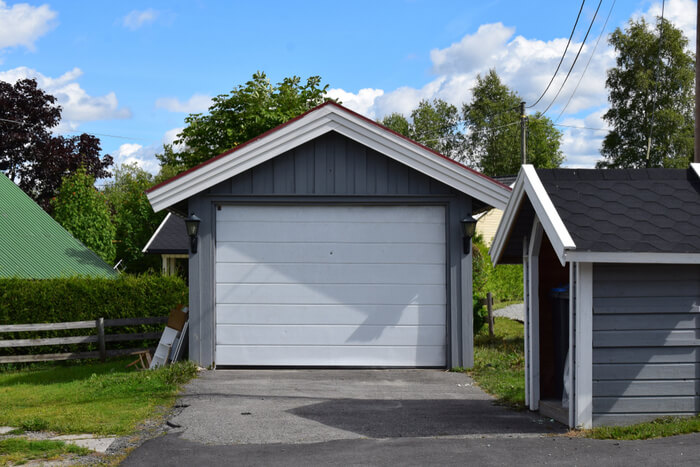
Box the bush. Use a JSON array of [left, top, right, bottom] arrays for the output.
[[0, 274, 188, 359], [473, 295, 487, 335], [472, 240, 523, 304], [0, 274, 187, 324]]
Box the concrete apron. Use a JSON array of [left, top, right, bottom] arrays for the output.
[[166, 369, 563, 446]]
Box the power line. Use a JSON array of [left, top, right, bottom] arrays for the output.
[[645, 0, 665, 166], [527, 0, 587, 109], [0, 116, 149, 142], [540, 0, 604, 116], [555, 0, 617, 122], [554, 123, 608, 132]]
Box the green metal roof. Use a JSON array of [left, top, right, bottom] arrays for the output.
[[0, 173, 117, 279]]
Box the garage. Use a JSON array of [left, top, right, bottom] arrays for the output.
[[215, 205, 447, 366], [146, 102, 510, 369]]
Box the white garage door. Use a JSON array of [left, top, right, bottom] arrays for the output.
[[215, 205, 447, 367]]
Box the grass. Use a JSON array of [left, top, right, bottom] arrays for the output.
[[586, 415, 700, 440], [458, 317, 525, 409], [0, 358, 198, 436], [0, 438, 89, 465]]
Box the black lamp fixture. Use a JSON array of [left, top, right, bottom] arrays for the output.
[[185, 213, 201, 254], [461, 215, 478, 255]]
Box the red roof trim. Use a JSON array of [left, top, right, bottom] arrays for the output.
[[147, 100, 510, 194]]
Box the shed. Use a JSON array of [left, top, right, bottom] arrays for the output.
[[490, 164, 700, 428], [142, 213, 189, 277], [147, 102, 510, 369], [0, 173, 117, 279]]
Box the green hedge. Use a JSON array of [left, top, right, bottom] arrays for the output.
[[0, 274, 188, 361], [0, 274, 188, 324]]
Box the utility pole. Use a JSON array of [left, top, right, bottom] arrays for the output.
[[695, 1, 700, 163], [520, 101, 528, 165]]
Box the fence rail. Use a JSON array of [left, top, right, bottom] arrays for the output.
[[0, 316, 167, 364]]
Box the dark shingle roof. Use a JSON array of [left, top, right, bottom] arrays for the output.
[[537, 168, 700, 253], [143, 213, 188, 254], [0, 173, 117, 278]]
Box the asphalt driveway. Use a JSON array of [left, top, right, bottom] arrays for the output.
[[122, 369, 700, 466]]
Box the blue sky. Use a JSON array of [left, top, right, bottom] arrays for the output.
[[0, 0, 695, 172]]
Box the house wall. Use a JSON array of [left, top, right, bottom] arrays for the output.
[[475, 208, 503, 247], [187, 131, 474, 368], [591, 263, 700, 426]]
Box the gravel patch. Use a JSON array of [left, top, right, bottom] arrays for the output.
[[493, 303, 524, 322]]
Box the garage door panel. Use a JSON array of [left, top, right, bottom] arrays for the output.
[[217, 205, 445, 223], [216, 305, 447, 326], [215, 345, 447, 367], [216, 324, 446, 346], [216, 220, 445, 244], [215, 205, 447, 367], [215, 263, 445, 285], [216, 283, 446, 306], [216, 242, 445, 264]]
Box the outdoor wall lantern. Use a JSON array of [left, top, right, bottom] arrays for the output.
[[461, 215, 478, 255], [185, 213, 201, 254]]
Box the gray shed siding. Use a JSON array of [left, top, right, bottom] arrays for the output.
[[188, 131, 474, 368], [592, 263, 700, 426]]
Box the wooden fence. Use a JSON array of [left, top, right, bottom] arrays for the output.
[[0, 316, 167, 364]]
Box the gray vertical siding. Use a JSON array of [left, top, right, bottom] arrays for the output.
[[187, 131, 475, 369], [592, 263, 700, 426]]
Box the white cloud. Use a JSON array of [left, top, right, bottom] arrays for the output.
[[0, 66, 131, 125], [326, 88, 383, 119], [113, 143, 159, 173], [640, 0, 696, 51], [558, 109, 610, 168], [430, 23, 514, 75], [155, 93, 212, 113], [0, 1, 56, 51], [122, 8, 159, 30], [162, 127, 186, 152]]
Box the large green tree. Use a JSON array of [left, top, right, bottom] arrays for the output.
[[51, 168, 116, 264], [463, 70, 563, 176], [0, 78, 113, 210], [104, 164, 166, 273], [380, 99, 465, 161], [157, 72, 333, 171], [597, 17, 695, 168]]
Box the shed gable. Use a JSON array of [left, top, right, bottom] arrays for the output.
[[207, 131, 460, 198]]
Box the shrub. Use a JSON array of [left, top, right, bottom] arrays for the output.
[[0, 274, 188, 359], [472, 240, 523, 303], [0, 274, 187, 324]]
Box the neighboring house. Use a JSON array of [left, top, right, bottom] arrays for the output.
[[490, 164, 700, 428], [475, 176, 516, 246], [147, 102, 510, 369], [0, 173, 117, 279], [142, 213, 189, 277]]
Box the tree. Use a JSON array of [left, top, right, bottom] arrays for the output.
[[380, 112, 411, 138], [380, 99, 465, 161], [104, 163, 166, 273], [157, 72, 333, 171], [463, 69, 563, 176], [410, 99, 464, 160], [52, 168, 116, 264], [597, 17, 694, 168], [0, 78, 113, 209]]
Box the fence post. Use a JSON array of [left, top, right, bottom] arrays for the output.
[[487, 292, 494, 337], [96, 318, 106, 362]]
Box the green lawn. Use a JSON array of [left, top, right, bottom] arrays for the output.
[[587, 415, 700, 440], [0, 438, 89, 465], [0, 358, 198, 436], [465, 317, 526, 409]]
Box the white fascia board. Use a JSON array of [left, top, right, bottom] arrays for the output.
[[565, 251, 700, 264], [328, 113, 511, 209], [521, 165, 575, 266], [147, 104, 511, 212], [691, 163, 700, 179], [148, 106, 335, 211], [142, 212, 171, 253], [489, 172, 526, 266]]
